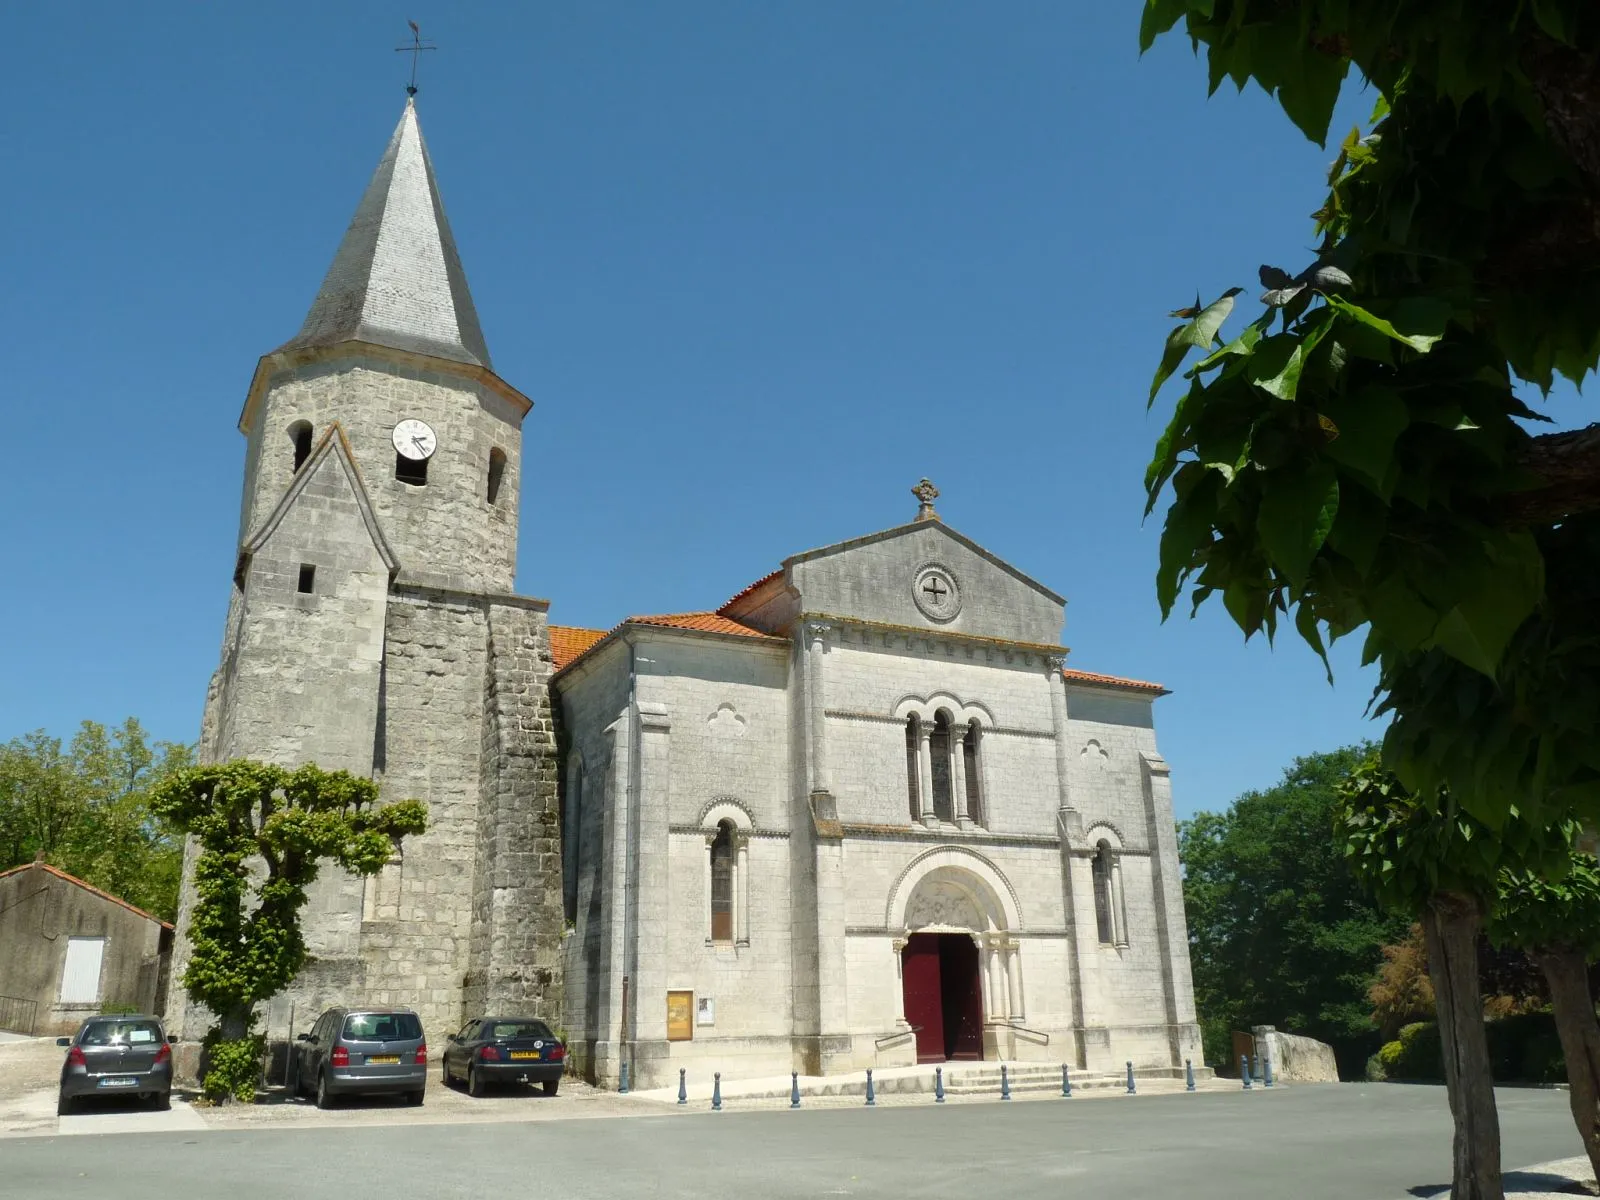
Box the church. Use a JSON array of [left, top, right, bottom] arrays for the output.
[[167, 97, 1203, 1090]]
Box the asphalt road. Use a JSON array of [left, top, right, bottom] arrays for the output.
[[1, 1083, 1583, 1200]]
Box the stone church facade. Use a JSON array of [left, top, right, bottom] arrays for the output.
[[169, 99, 1202, 1085]]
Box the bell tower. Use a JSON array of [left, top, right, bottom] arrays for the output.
[[167, 97, 564, 1049]]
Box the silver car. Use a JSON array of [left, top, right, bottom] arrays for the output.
[[293, 1006, 427, 1108], [57, 1015, 174, 1114]]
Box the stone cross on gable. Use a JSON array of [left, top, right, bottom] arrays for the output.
[[912, 478, 940, 522], [922, 575, 949, 604]]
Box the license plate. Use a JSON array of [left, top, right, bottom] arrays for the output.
[[510, 1051, 540, 1060], [367, 1055, 401, 1065], [98, 1077, 136, 1088]]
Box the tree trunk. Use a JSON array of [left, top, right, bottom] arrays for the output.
[[1423, 892, 1503, 1200], [219, 1006, 251, 1043], [1535, 948, 1600, 1183]]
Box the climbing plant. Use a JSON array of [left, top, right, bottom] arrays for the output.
[[149, 760, 425, 1102]]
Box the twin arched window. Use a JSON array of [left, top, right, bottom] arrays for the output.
[[905, 713, 984, 826]]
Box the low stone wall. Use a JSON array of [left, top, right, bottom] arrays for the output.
[[1252, 1025, 1339, 1083]]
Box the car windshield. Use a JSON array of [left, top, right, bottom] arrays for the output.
[[484, 1021, 553, 1041], [342, 1012, 422, 1042], [81, 1020, 163, 1047]]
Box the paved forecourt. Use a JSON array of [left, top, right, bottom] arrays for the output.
[[0, 1083, 1586, 1200]]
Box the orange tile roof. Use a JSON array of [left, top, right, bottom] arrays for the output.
[[550, 613, 785, 677], [717, 569, 783, 614], [0, 861, 174, 929], [1061, 667, 1168, 695], [549, 625, 607, 671]]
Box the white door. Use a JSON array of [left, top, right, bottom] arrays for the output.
[[58, 937, 105, 1004]]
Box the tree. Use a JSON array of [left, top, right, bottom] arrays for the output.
[[0, 719, 192, 920], [149, 760, 425, 1102], [1140, 3, 1600, 833], [1180, 743, 1409, 1072], [1488, 845, 1600, 1181], [1339, 761, 1571, 1200]]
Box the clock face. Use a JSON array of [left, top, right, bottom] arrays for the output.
[[392, 419, 438, 461]]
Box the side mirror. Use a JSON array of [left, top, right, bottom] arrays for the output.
[[168, 1034, 179, 1043], [296, 1033, 311, 1042], [446, 1034, 458, 1043], [56, 1037, 71, 1047]]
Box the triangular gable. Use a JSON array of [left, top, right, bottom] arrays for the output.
[[240, 422, 400, 573], [784, 520, 1065, 606]]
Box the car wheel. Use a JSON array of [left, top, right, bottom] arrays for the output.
[[56, 1094, 73, 1117], [151, 1091, 171, 1112], [407, 1089, 425, 1107], [442, 1058, 453, 1087], [467, 1065, 485, 1098], [542, 1079, 560, 1098], [315, 1071, 336, 1110]]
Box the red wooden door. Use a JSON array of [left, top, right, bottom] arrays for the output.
[[902, 934, 945, 1063], [940, 934, 985, 1060]]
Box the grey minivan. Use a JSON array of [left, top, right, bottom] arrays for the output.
[[294, 1006, 427, 1108], [57, 1014, 174, 1114]]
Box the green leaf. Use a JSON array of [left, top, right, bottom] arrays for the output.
[[1426, 531, 1545, 678], [1528, 0, 1568, 45], [1247, 313, 1333, 401], [1190, 310, 1272, 375], [1320, 386, 1410, 493], [1157, 467, 1221, 618], [1295, 603, 1333, 683], [1150, 288, 1244, 405], [1365, 574, 1439, 652], [1138, 0, 1190, 53], [1257, 466, 1340, 587], [1275, 46, 1350, 146], [1326, 296, 1443, 353], [1144, 381, 1202, 514]]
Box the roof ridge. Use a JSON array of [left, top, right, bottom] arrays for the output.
[[0, 861, 173, 929]]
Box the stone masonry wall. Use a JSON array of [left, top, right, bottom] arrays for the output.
[[463, 598, 564, 1026]]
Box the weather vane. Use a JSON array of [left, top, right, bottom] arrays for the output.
[[395, 20, 437, 97]]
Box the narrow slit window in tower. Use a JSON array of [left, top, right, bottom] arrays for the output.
[[289, 421, 313, 471], [487, 447, 507, 505], [930, 712, 954, 822], [297, 564, 316, 594], [710, 821, 735, 942], [905, 716, 922, 821]]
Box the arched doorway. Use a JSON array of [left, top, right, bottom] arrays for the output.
[[894, 864, 1014, 1063], [902, 932, 983, 1062]]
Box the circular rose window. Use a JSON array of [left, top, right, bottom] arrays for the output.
[[913, 564, 961, 623]]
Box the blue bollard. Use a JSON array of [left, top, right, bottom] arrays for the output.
[[1264, 1056, 1274, 1088], [935, 1066, 945, 1103], [712, 1071, 722, 1111], [1126, 1061, 1136, 1095], [677, 1067, 687, 1105], [1240, 1054, 1252, 1090], [865, 1069, 876, 1107], [1185, 1059, 1195, 1092], [1062, 1063, 1072, 1098], [790, 1071, 801, 1109], [1001, 1064, 1012, 1100], [619, 1061, 630, 1094]]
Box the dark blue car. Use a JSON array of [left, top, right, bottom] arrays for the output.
[[441, 1017, 565, 1097]]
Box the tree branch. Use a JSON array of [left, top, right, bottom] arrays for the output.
[[1507, 424, 1600, 524]]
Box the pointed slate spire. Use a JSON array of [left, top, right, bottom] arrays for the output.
[[277, 98, 492, 369]]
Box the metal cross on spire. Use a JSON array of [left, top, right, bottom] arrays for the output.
[[395, 20, 437, 97]]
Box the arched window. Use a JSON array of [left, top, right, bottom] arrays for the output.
[[487, 447, 507, 505], [930, 712, 954, 822], [1092, 841, 1116, 945], [289, 421, 313, 471], [962, 721, 983, 825], [905, 716, 922, 821], [710, 821, 735, 942], [395, 452, 428, 486]]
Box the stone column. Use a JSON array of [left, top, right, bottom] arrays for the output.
[[892, 937, 909, 1025], [805, 622, 831, 797], [986, 936, 1008, 1020], [702, 836, 714, 943], [952, 724, 970, 828], [1142, 752, 1201, 1066], [918, 725, 937, 828], [736, 835, 751, 945], [1004, 937, 1025, 1021], [1110, 855, 1129, 948]]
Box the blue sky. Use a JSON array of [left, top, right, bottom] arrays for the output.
[[3, 4, 1581, 818]]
